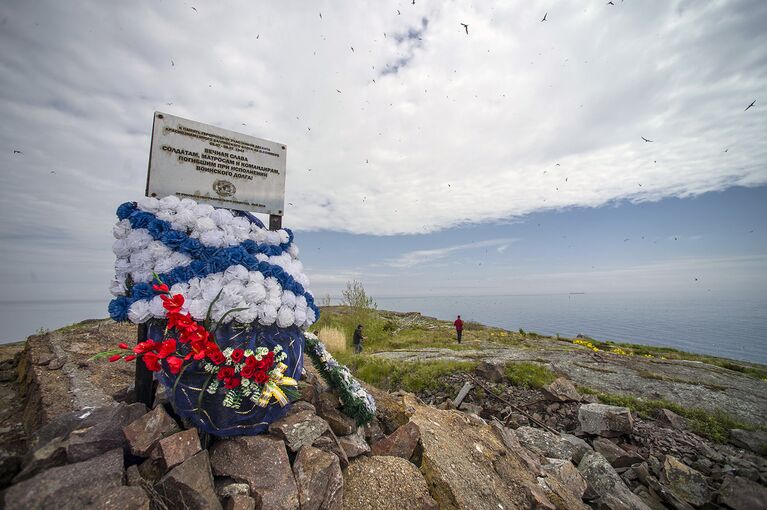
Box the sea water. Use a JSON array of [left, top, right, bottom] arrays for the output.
[[2, 291, 765, 365], [376, 292, 767, 365]]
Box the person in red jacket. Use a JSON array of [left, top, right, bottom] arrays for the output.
[[453, 315, 464, 343]]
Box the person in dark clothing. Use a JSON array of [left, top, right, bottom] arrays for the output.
[[353, 324, 366, 353], [454, 315, 464, 343]]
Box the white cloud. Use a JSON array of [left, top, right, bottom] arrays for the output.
[[385, 238, 516, 268], [0, 0, 765, 303]]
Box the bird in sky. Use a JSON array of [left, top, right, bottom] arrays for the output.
[[13, 150, 23, 154], [412, 0, 415, 5], [171, 59, 175, 67], [744, 100, 756, 111], [724, 148, 729, 152], [541, 12, 548, 22], [336, 89, 341, 93], [460, 23, 469, 34], [397, 9, 401, 15], [191, 7, 197, 12], [350, 46, 354, 52], [641, 136, 653, 142], [319, 12, 322, 19], [607, 1, 614, 4]]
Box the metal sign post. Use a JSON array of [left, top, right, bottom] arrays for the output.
[[134, 113, 286, 408]]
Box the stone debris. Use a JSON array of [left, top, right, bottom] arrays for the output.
[[2, 320, 766, 510], [452, 381, 474, 408], [718, 473, 767, 510], [578, 403, 634, 437], [122, 404, 180, 456], [268, 409, 329, 452], [209, 435, 298, 510], [542, 377, 583, 402], [292, 445, 343, 510], [660, 455, 712, 507], [155, 450, 222, 510]]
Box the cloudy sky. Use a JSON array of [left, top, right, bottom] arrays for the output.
[[1, 0, 766, 337]]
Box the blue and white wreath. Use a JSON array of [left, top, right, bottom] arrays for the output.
[[108, 195, 318, 329]]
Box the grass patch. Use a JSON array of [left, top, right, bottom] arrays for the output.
[[504, 361, 557, 389], [336, 353, 477, 393], [318, 326, 347, 354], [637, 369, 728, 391], [564, 335, 767, 380], [577, 386, 762, 443]]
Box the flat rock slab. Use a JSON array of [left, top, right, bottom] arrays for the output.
[[4, 447, 124, 509], [542, 458, 588, 500], [542, 377, 582, 402], [660, 455, 711, 507], [592, 438, 643, 468], [578, 451, 651, 510], [156, 450, 221, 510], [123, 404, 180, 456], [719, 474, 767, 510], [371, 422, 420, 459], [210, 435, 299, 510], [514, 426, 580, 462], [338, 431, 370, 459], [269, 410, 329, 452], [343, 455, 437, 510], [729, 428, 767, 455], [578, 403, 634, 437], [90, 485, 151, 510], [152, 428, 201, 470], [292, 445, 343, 510]]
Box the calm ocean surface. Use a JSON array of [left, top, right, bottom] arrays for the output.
[[2, 292, 765, 365]]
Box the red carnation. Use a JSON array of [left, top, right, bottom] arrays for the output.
[[143, 352, 161, 372], [168, 312, 196, 333], [134, 340, 158, 354], [108, 354, 121, 362], [230, 349, 245, 363], [152, 283, 169, 293], [166, 356, 184, 375], [253, 370, 269, 384], [217, 366, 235, 381], [241, 365, 255, 379], [161, 293, 184, 314], [224, 376, 241, 389], [157, 339, 177, 359]]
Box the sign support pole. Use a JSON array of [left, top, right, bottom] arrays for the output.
[[135, 322, 154, 407]]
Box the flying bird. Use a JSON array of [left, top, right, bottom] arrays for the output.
[[13, 150, 23, 154], [607, 1, 614, 4], [350, 46, 354, 52], [641, 136, 653, 142], [191, 6, 197, 12], [541, 12, 547, 22], [171, 59, 175, 67], [744, 100, 756, 111], [319, 12, 322, 19], [336, 89, 341, 93], [412, 0, 415, 5], [397, 9, 401, 15], [724, 148, 729, 152], [460, 23, 469, 34]]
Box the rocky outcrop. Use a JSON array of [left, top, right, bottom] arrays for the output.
[[542, 377, 582, 402], [578, 451, 652, 509], [343, 456, 437, 510], [660, 455, 711, 507], [292, 445, 343, 510], [156, 450, 221, 510], [209, 435, 298, 510], [370, 421, 420, 459]]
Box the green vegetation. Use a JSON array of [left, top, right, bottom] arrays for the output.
[[637, 369, 728, 391], [578, 386, 764, 443], [564, 335, 767, 380], [504, 361, 557, 389], [336, 353, 477, 393]]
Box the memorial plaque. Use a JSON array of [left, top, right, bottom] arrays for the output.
[[146, 112, 286, 214]]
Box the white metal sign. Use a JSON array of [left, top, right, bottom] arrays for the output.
[[146, 112, 286, 214]]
